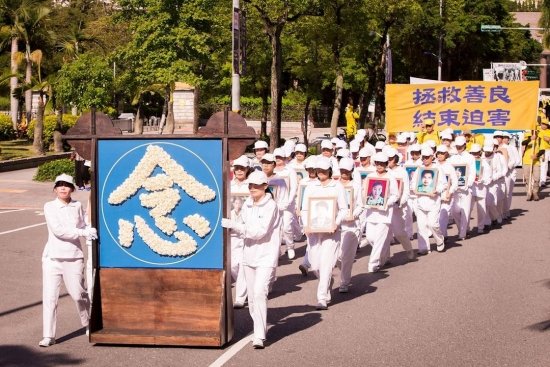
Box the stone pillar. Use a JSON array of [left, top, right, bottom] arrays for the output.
[[540, 53, 548, 88]]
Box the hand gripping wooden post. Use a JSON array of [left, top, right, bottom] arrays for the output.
[[64, 108, 256, 347]]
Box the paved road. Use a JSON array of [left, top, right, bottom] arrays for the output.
[[1, 168, 549, 367]]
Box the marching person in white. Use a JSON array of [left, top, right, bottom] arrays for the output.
[[40, 174, 97, 347], [336, 157, 364, 293], [319, 139, 341, 178], [297, 156, 319, 276], [273, 147, 299, 259], [482, 144, 503, 227], [413, 147, 447, 254], [301, 157, 347, 310], [501, 132, 520, 219], [363, 152, 399, 272], [491, 139, 508, 223], [469, 144, 492, 234], [229, 155, 251, 308], [221, 171, 282, 349], [251, 140, 269, 170], [356, 146, 375, 246], [448, 136, 476, 240], [386, 148, 416, 261], [288, 143, 308, 170], [404, 143, 422, 239], [434, 145, 458, 237]]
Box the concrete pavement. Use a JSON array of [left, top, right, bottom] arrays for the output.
[[1, 168, 549, 366]]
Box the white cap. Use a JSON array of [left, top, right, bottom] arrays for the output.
[[336, 148, 350, 158], [54, 173, 75, 187], [493, 130, 504, 137], [356, 129, 367, 137], [248, 171, 268, 185], [331, 137, 340, 145], [409, 143, 421, 152], [338, 157, 355, 171], [358, 147, 373, 158], [483, 144, 494, 153], [421, 147, 434, 156], [372, 152, 389, 163], [261, 153, 276, 162], [294, 143, 307, 153], [425, 140, 437, 149], [304, 156, 317, 169], [273, 147, 287, 158], [254, 140, 268, 150], [502, 131, 511, 138], [316, 157, 332, 170], [470, 143, 482, 153], [492, 138, 500, 146], [336, 140, 347, 150], [435, 145, 448, 153], [396, 134, 408, 144], [349, 141, 360, 153], [455, 136, 466, 146], [385, 147, 398, 157], [232, 155, 250, 167], [321, 140, 333, 150], [440, 133, 452, 141], [374, 141, 386, 150]]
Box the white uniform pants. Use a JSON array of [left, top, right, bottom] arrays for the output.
[[42, 257, 90, 338], [439, 199, 453, 237], [496, 179, 505, 219], [86, 240, 93, 300], [405, 200, 415, 238], [366, 222, 390, 272], [308, 232, 340, 303], [415, 207, 444, 252], [473, 195, 487, 232], [390, 206, 414, 253], [451, 190, 472, 238], [230, 236, 247, 304], [338, 226, 360, 287], [244, 265, 273, 341], [504, 172, 516, 218], [486, 184, 502, 224], [281, 209, 295, 250]]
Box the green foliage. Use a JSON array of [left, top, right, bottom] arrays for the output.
[[55, 53, 114, 110], [26, 114, 78, 147], [34, 158, 75, 182], [0, 114, 16, 140]]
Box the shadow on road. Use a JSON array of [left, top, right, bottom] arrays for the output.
[[0, 345, 84, 366], [526, 279, 550, 333], [266, 305, 322, 346]]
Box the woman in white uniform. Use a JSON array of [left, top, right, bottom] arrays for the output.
[[229, 155, 251, 308], [434, 145, 458, 237], [469, 144, 492, 234], [40, 174, 97, 347], [301, 157, 347, 310], [222, 170, 281, 349]]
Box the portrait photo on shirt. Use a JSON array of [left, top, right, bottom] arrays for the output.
[[364, 177, 389, 210], [343, 186, 354, 220], [452, 164, 468, 187], [414, 168, 438, 195], [305, 196, 337, 233]]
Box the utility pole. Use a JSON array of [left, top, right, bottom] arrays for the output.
[[231, 0, 241, 113], [438, 0, 443, 81]]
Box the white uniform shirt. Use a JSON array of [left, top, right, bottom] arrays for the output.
[[412, 165, 447, 212], [230, 178, 249, 238], [492, 153, 507, 181], [364, 171, 399, 224], [301, 179, 348, 229], [239, 194, 282, 268], [472, 158, 492, 198], [339, 178, 363, 230], [389, 166, 410, 206], [43, 198, 86, 259], [274, 166, 298, 209], [436, 160, 459, 201], [448, 150, 476, 190]]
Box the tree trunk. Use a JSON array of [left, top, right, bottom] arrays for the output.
[[134, 104, 143, 134], [302, 96, 312, 147], [25, 50, 32, 125], [261, 88, 268, 138], [53, 108, 64, 152], [269, 27, 283, 150], [10, 37, 19, 130], [330, 69, 344, 137], [159, 85, 169, 134], [33, 98, 45, 155]]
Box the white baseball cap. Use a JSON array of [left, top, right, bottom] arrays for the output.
[[421, 147, 434, 156], [372, 152, 389, 163], [336, 148, 350, 158], [248, 170, 268, 185], [304, 156, 317, 169], [261, 153, 276, 163], [321, 140, 333, 150], [338, 157, 355, 171], [358, 147, 373, 158], [273, 147, 287, 158], [469, 143, 482, 153], [356, 129, 367, 137], [501, 131, 511, 138], [316, 157, 332, 170], [294, 143, 307, 153], [493, 130, 504, 137], [396, 134, 408, 144], [331, 137, 340, 145], [349, 141, 360, 153], [385, 147, 398, 157], [409, 143, 421, 152], [336, 140, 347, 150], [440, 133, 452, 141], [455, 136, 467, 146], [232, 155, 250, 167], [435, 145, 448, 153], [375, 141, 386, 150], [254, 140, 268, 150], [483, 144, 494, 153], [54, 173, 75, 187], [425, 140, 437, 149]]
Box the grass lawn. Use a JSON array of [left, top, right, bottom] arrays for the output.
[[0, 140, 66, 161]]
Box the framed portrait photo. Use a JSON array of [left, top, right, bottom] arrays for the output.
[[452, 164, 468, 188], [363, 177, 390, 210], [404, 165, 418, 184], [474, 159, 483, 183], [395, 177, 404, 197], [230, 192, 249, 215], [343, 186, 354, 220], [359, 170, 369, 182], [295, 182, 308, 214], [305, 196, 337, 233], [294, 168, 307, 183], [414, 167, 438, 195], [267, 176, 288, 201]]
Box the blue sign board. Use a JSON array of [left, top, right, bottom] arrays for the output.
[[97, 139, 223, 269]]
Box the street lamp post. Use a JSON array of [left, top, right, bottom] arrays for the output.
[[231, 0, 241, 113], [438, 0, 443, 81], [423, 51, 442, 81]]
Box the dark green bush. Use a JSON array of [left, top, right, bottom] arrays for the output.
[[0, 114, 15, 140], [34, 158, 75, 182], [27, 114, 79, 147]]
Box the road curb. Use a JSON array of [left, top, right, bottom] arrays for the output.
[[0, 152, 71, 173]]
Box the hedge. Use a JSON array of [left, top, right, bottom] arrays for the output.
[[27, 114, 79, 147], [34, 158, 75, 182], [0, 114, 15, 140]]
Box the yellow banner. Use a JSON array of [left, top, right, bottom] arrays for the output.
[[386, 81, 539, 132]]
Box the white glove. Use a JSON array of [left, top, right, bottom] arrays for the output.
[[221, 218, 234, 229], [79, 227, 98, 240], [352, 206, 364, 219]]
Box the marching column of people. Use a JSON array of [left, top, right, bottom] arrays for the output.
[[225, 122, 544, 349]]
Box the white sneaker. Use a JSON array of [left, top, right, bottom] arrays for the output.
[[359, 238, 369, 248], [252, 338, 264, 349], [315, 301, 328, 310], [437, 242, 445, 252], [39, 337, 55, 347], [287, 249, 295, 260], [339, 285, 349, 293]]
